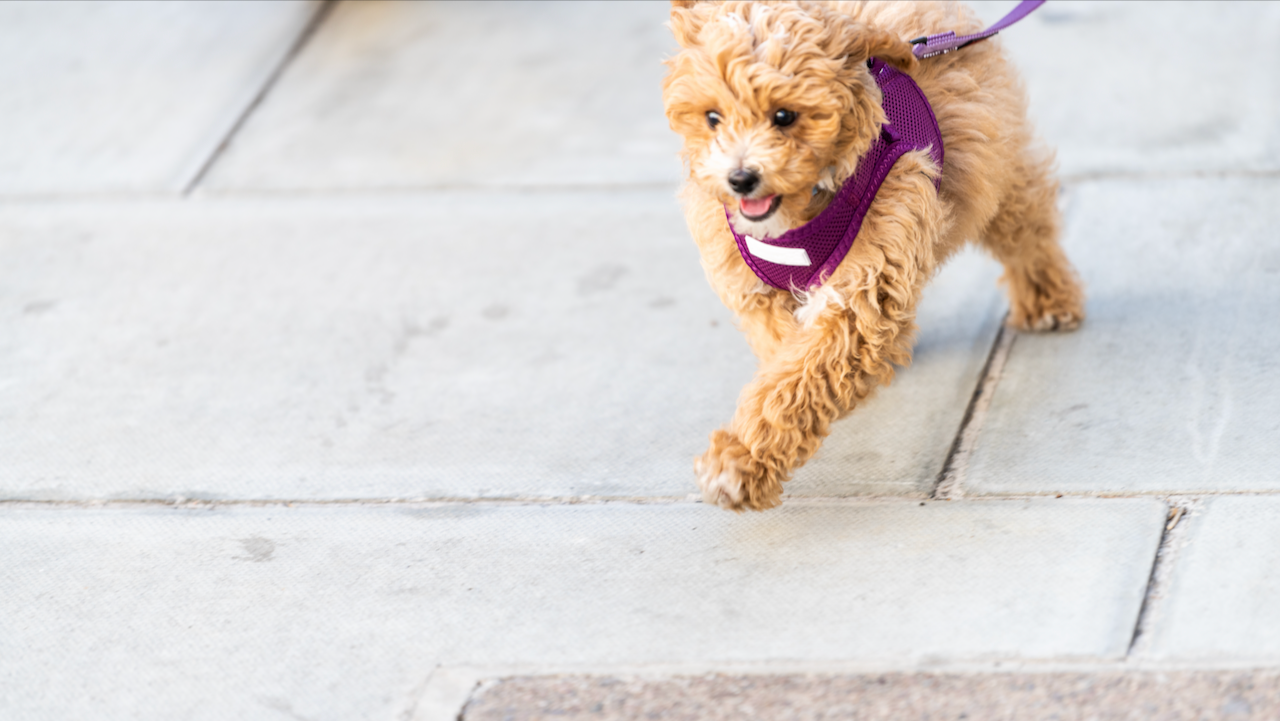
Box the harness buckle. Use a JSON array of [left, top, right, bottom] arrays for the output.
[[911, 31, 959, 58]]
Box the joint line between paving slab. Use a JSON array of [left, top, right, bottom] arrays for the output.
[[5, 492, 1279, 510], [932, 319, 1014, 500], [1126, 497, 1201, 657], [194, 181, 685, 196], [1126, 516, 1173, 656], [181, 0, 337, 195], [0, 495, 700, 509], [1061, 168, 1280, 185]]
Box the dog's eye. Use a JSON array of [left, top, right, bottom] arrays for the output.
[[706, 110, 722, 129], [772, 109, 798, 128]]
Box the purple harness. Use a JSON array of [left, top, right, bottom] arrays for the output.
[[726, 0, 1044, 292]]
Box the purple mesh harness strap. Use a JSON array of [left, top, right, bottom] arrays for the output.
[[910, 0, 1045, 58], [726, 1, 1044, 292]]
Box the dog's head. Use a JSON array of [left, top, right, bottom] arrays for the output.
[[662, 1, 916, 238]]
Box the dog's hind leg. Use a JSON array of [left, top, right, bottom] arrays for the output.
[[981, 150, 1086, 332]]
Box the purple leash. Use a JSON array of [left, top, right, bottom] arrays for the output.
[[910, 0, 1044, 58]]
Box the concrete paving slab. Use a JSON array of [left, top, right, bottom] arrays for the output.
[[1141, 496, 1280, 663], [205, 1, 1280, 192], [0, 0, 318, 195], [970, 1, 1280, 177], [462, 670, 1280, 721], [0, 499, 1165, 720], [967, 178, 1280, 495], [202, 1, 682, 192], [0, 195, 999, 501]]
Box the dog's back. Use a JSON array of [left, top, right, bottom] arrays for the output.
[[838, 2, 1047, 264]]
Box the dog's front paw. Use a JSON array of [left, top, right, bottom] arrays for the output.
[[694, 459, 745, 510], [694, 430, 782, 512]]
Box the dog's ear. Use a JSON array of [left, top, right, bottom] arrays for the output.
[[834, 22, 919, 73], [669, 1, 707, 47]]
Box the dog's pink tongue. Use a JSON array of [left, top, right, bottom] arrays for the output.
[[740, 195, 776, 217]]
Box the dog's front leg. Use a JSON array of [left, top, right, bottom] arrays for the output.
[[696, 276, 918, 511], [696, 166, 941, 511]]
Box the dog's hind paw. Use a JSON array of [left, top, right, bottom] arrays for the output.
[[694, 430, 783, 512], [1025, 309, 1081, 332], [1007, 280, 1085, 333]]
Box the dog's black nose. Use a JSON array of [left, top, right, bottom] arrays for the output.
[[727, 169, 760, 195]]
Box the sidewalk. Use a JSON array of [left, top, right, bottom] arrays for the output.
[[2, 2, 1279, 720]]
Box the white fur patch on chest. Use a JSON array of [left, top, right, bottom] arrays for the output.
[[794, 284, 845, 327]]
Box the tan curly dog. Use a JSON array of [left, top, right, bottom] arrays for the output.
[[662, 1, 1084, 511]]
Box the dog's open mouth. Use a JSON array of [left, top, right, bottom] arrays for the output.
[[739, 194, 780, 221]]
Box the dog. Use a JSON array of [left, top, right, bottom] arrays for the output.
[[662, 0, 1084, 511]]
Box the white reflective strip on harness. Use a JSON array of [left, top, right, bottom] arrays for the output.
[[745, 235, 811, 267]]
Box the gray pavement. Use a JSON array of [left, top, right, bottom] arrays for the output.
[[1143, 496, 1280, 662], [968, 177, 1280, 495], [0, 500, 1165, 720], [0, 196, 1000, 501], [202, 1, 683, 191], [3, 2, 1280, 720], [0, 0, 316, 195], [981, 0, 1280, 178]]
